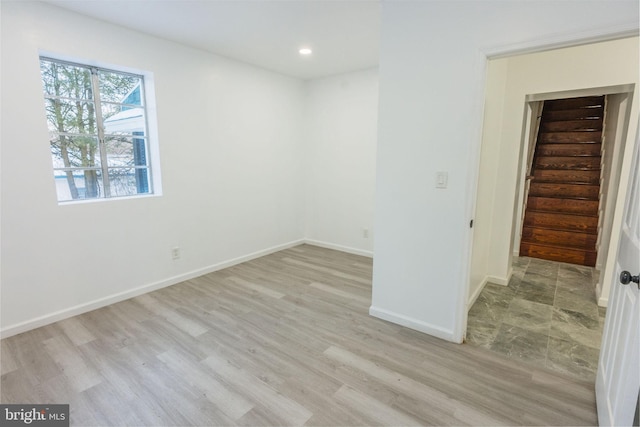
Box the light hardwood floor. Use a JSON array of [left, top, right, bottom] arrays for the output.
[[1, 245, 598, 426]]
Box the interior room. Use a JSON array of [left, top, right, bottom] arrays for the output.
[[2, 1, 639, 426]]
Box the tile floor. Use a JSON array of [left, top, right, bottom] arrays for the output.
[[466, 256, 606, 382]]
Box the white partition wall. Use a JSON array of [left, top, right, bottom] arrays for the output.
[[371, 1, 638, 342]]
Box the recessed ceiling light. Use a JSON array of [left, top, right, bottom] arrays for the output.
[[299, 48, 312, 55]]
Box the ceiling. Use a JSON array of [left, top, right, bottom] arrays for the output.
[[44, 0, 381, 80]]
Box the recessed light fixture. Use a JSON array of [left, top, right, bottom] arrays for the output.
[[299, 48, 312, 55]]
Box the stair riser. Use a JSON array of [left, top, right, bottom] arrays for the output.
[[526, 197, 599, 215], [532, 170, 600, 184], [537, 143, 601, 157], [529, 183, 599, 199], [539, 131, 602, 143], [535, 156, 601, 170], [541, 120, 602, 132], [521, 226, 597, 250], [544, 96, 605, 110], [523, 211, 598, 233], [520, 243, 597, 267], [543, 108, 604, 121]]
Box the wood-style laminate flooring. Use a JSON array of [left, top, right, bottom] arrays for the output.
[[1, 245, 598, 426]]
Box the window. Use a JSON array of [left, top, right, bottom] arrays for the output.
[[40, 57, 155, 202]]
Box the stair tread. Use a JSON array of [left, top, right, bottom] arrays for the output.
[[530, 180, 600, 184], [528, 186, 600, 193], [538, 143, 601, 145], [534, 172, 601, 175], [527, 197, 599, 202], [539, 131, 602, 143], [540, 128, 602, 132], [543, 117, 602, 121], [528, 194, 599, 201], [532, 170, 600, 184], [527, 196, 599, 202], [525, 209, 599, 218], [522, 225, 597, 236], [539, 131, 602, 134], [532, 179, 600, 183], [543, 109, 604, 121], [533, 176, 600, 179], [544, 96, 605, 111], [532, 168, 601, 171], [536, 155, 602, 158], [544, 117, 603, 122], [534, 171, 601, 174], [520, 240, 597, 253], [520, 238, 596, 251], [539, 128, 602, 132], [525, 198, 599, 215]]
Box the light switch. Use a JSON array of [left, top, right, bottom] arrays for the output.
[[436, 171, 448, 189]]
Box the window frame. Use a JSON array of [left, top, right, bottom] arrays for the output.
[[40, 56, 159, 203]]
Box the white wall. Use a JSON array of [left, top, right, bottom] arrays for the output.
[[479, 38, 639, 304], [0, 1, 306, 335], [598, 94, 626, 271], [372, 0, 639, 343], [304, 69, 378, 257], [1, 1, 382, 337]]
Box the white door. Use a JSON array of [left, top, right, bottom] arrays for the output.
[[596, 130, 640, 426]]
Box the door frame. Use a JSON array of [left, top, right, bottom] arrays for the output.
[[462, 33, 639, 341]]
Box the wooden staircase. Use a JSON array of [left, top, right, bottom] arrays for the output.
[[519, 96, 604, 267]]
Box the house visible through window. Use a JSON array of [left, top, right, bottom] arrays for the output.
[[40, 57, 154, 202]]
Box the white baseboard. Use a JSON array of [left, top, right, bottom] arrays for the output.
[[304, 239, 373, 258], [596, 280, 608, 307], [467, 277, 488, 310], [467, 267, 514, 310], [487, 267, 512, 287], [0, 239, 305, 339], [486, 275, 508, 286], [369, 305, 457, 343]]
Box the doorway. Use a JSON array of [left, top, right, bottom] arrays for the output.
[[512, 88, 635, 306], [466, 37, 638, 381]]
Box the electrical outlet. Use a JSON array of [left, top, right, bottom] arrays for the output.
[[171, 247, 181, 260], [363, 228, 369, 238]]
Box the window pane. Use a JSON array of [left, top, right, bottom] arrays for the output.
[[104, 136, 132, 167], [99, 71, 142, 105], [40, 60, 93, 100], [108, 168, 149, 196], [45, 98, 97, 134], [102, 105, 146, 135], [50, 136, 100, 169], [53, 169, 103, 201]]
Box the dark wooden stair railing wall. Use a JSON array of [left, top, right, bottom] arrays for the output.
[[519, 96, 604, 267]]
